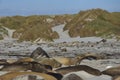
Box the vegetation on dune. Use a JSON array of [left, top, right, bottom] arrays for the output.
[[0, 25, 8, 40], [79, 19, 120, 38], [64, 8, 120, 39], [0, 35, 3, 40], [0, 16, 25, 29], [0, 15, 73, 41], [0, 9, 120, 41]]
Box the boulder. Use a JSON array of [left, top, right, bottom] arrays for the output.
[[30, 47, 50, 59]]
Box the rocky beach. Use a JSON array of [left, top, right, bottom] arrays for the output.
[[0, 24, 120, 80]]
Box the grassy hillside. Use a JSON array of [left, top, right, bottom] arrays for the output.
[[0, 15, 74, 41], [64, 9, 120, 39], [0, 9, 120, 41], [0, 24, 8, 40]]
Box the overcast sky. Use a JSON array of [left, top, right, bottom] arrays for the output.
[[0, 0, 120, 16]]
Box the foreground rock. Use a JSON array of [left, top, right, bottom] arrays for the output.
[[30, 47, 50, 59]]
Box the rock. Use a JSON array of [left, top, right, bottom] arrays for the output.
[[30, 47, 50, 59]]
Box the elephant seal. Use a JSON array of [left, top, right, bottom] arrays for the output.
[[0, 61, 52, 73], [113, 76, 120, 80], [102, 66, 120, 80], [53, 54, 99, 66], [102, 66, 120, 76], [62, 73, 83, 80], [0, 59, 8, 65], [0, 72, 57, 80], [47, 72, 63, 80], [35, 57, 62, 68], [55, 65, 101, 76]]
